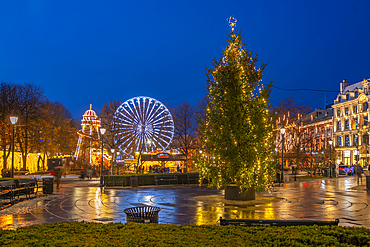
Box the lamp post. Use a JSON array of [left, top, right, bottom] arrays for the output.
[[116, 152, 120, 175], [110, 148, 115, 176], [329, 140, 333, 178], [10, 115, 18, 178], [280, 127, 286, 183], [99, 127, 106, 187]]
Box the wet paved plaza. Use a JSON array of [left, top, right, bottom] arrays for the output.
[[0, 176, 370, 230]]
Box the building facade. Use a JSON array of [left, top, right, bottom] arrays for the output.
[[332, 79, 370, 166]]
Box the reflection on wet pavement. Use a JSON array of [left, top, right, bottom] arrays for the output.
[[1, 176, 370, 229]]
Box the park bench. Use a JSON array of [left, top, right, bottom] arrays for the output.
[[17, 179, 44, 198], [0, 180, 15, 202], [154, 175, 178, 186], [187, 173, 199, 185], [12, 179, 31, 200], [219, 217, 339, 227]]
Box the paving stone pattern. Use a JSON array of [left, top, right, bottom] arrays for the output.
[[0, 176, 369, 230]]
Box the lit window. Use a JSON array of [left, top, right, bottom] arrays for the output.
[[337, 136, 342, 147], [345, 135, 350, 146]]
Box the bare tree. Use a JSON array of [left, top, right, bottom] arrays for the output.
[[100, 100, 122, 152], [16, 83, 45, 170], [0, 82, 22, 171], [37, 100, 78, 155], [169, 102, 197, 172], [271, 98, 311, 118]]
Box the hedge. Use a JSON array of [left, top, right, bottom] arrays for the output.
[[103, 173, 207, 187], [1, 221, 370, 246]]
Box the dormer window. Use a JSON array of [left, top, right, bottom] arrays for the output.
[[346, 94, 349, 100], [355, 91, 359, 98], [338, 96, 341, 102]]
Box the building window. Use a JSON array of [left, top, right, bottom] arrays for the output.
[[338, 96, 341, 102], [337, 109, 341, 117], [337, 136, 342, 147], [365, 116, 369, 126], [364, 134, 369, 145], [355, 91, 359, 98], [345, 107, 349, 115], [337, 121, 341, 131], [345, 135, 350, 146], [346, 94, 349, 100], [354, 134, 359, 146], [328, 130, 331, 137], [364, 102, 369, 111], [353, 105, 357, 114], [345, 120, 349, 129], [353, 118, 358, 129]]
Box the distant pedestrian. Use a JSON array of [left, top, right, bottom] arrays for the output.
[[79, 170, 85, 180], [54, 168, 62, 189], [357, 164, 364, 185], [87, 169, 92, 180]]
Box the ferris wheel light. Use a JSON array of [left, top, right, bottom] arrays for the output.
[[113, 96, 174, 156]]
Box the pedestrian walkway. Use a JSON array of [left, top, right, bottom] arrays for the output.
[[0, 176, 369, 230]]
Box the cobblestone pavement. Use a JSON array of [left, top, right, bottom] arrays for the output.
[[0, 176, 369, 230]]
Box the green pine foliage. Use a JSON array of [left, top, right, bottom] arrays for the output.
[[197, 29, 276, 193]]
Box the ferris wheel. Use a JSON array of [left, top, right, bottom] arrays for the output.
[[113, 96, 175, 157]]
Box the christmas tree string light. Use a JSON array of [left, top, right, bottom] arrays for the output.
[[195, 17, 276, 195]]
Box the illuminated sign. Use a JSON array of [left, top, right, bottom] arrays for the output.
[[157, 153, 169, 159]]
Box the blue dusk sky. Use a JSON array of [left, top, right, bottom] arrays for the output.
[[1, 1, 370, 118]]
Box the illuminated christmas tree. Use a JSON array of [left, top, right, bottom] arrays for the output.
[[197, 17, 275, 197]]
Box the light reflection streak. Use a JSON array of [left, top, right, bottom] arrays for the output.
[[263, 203, 275, 219], [0, 214, 13, 230], [320, 180, 326, 190]]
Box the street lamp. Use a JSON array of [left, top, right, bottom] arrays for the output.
[[329, 140, 333, 178], [110, 148, 115, 176], [280, 127, 286, 183], [99, 127, 106, 187], [10, 115, 18, 178]]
